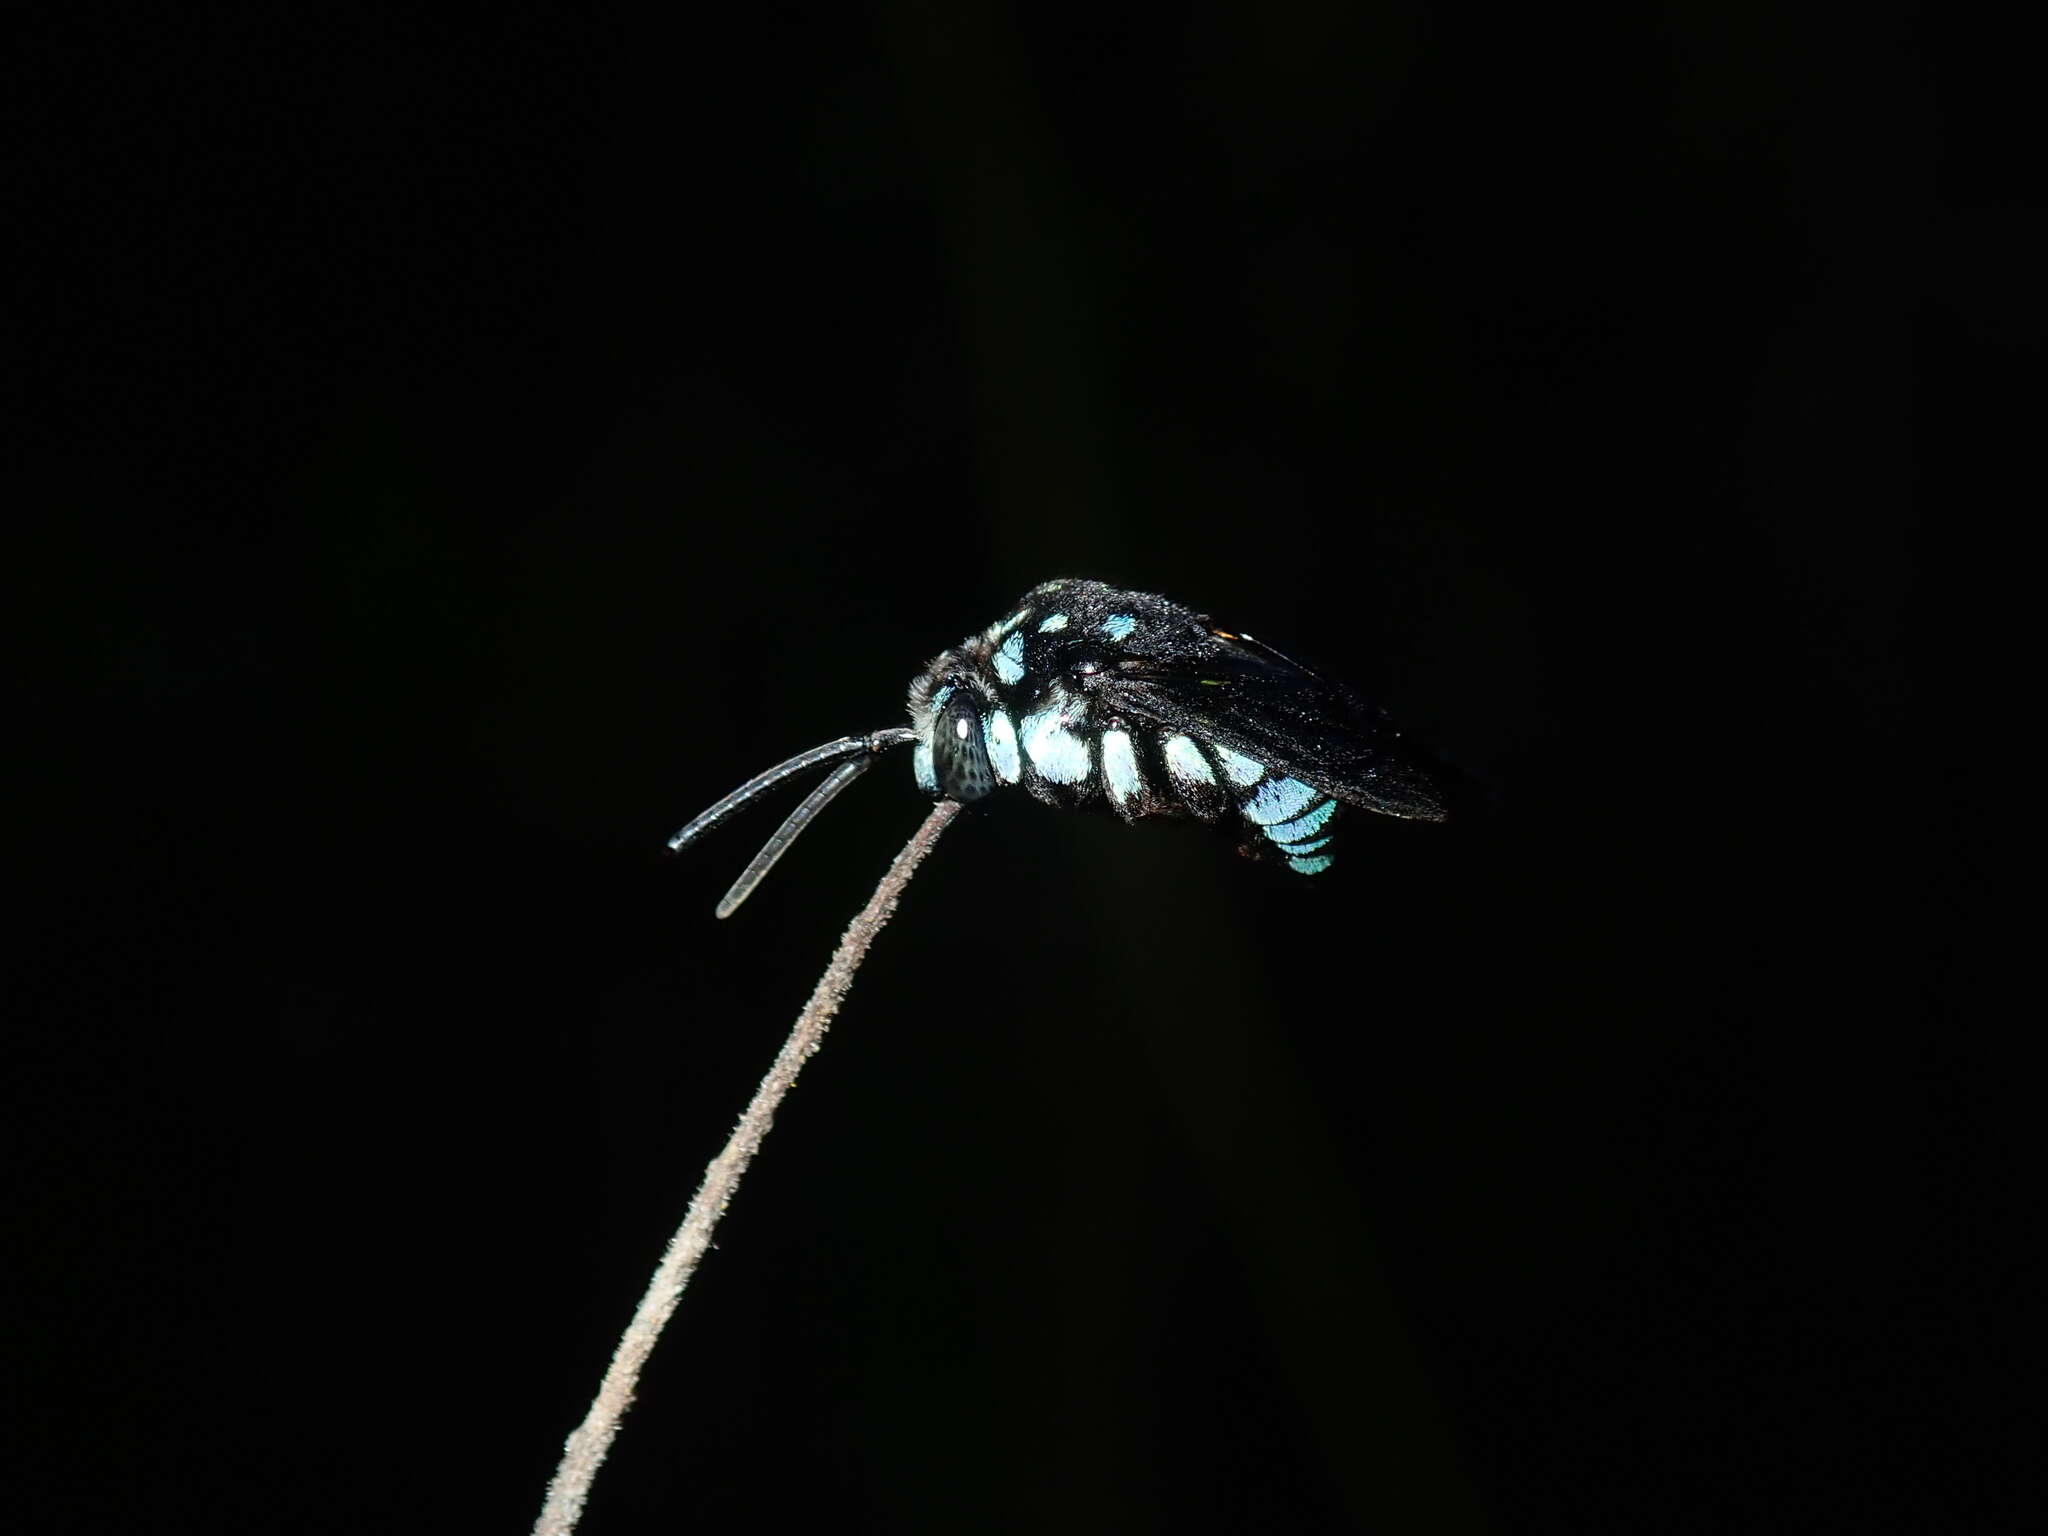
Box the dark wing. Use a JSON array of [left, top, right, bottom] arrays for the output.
[[1100, 630, 1446, 820]]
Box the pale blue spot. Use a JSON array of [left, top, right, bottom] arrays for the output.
[[1243, 776, 1317, 825], [1020, 707, 1090, 784], [994, 632, 1026, 685], [1278, 835, 1330, 854], [1101, 729, 1141, 804], [1212, 744, 1265, 786], [913, 741, 936, 793], [1163, 734, 1215, 786], [1100, 613, 1137, 641], [1037, 612, 1070, 633], [930, 682, 955, 711], [1286, 854, 1334, 876], [1264, 799, 1337, 843], [985, 710, 1020, 783]]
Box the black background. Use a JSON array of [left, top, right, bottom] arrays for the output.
[[10, 5, 2014, 1532]]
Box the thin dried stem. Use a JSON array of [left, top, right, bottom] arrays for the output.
[[533, 798, 963, 1536]]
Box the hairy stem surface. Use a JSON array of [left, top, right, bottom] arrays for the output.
[[533, 798, 963, 1536]]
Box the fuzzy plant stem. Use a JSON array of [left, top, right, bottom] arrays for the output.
[[533, 798, 963, 1536]]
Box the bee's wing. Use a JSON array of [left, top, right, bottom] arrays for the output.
[[1100, 631, 1446, 821]]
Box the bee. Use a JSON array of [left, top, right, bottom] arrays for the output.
[[669, 579, 1445, 916]]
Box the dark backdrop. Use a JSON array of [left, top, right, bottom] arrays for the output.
[[11, 5, 2009, 1532]]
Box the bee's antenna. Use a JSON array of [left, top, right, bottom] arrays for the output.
[[714, 754, 872, 919], [667, 727, 918, 915]]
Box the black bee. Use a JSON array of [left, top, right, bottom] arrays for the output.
[[669, 578, 1444, 915]]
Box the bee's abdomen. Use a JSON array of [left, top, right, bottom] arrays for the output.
[[1011, 718, 1339, 877]]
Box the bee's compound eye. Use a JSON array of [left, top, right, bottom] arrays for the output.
[[934, 691, 995, 802]]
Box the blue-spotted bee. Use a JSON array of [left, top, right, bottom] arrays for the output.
[[669, 579, 1444, 915]]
